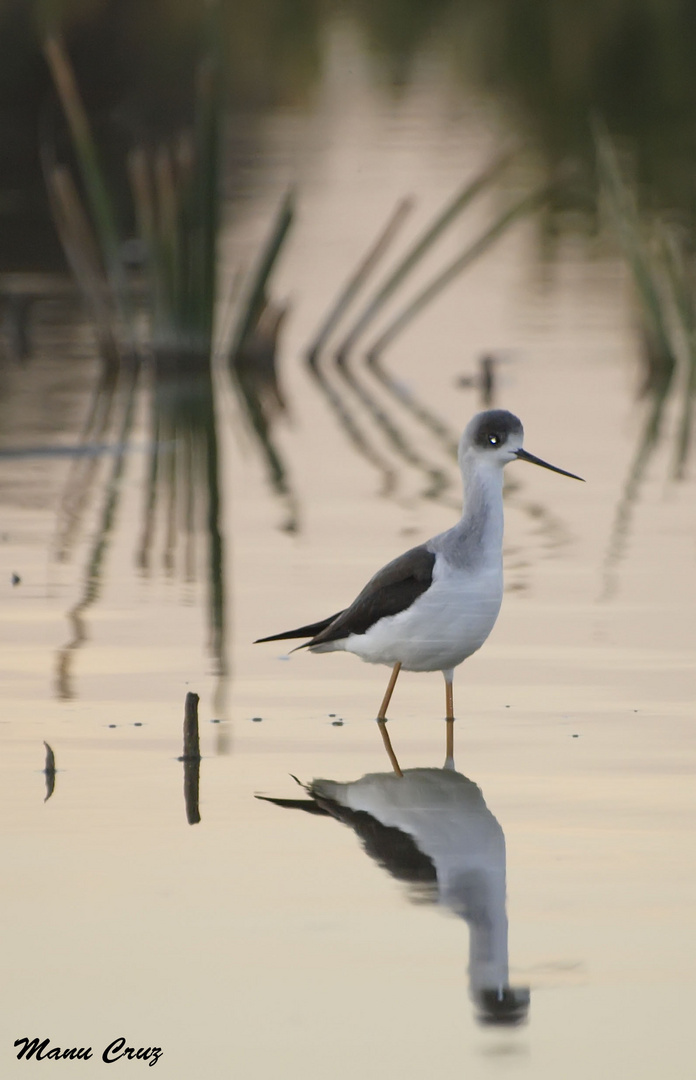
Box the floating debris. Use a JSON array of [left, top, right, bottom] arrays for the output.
[[456, 353, 499, 406]]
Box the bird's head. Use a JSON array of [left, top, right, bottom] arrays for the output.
[[461, 409, 584, 481]]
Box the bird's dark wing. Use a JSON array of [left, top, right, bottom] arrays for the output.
[[254, 543, 436, 648], [254, 612, 345, 644], [307, 543, 436, 646]]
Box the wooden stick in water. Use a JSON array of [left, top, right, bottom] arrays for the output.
[[180, 691, 202, 761]]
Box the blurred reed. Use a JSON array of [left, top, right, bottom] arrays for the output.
[[225, 189, 298, 530], [304, 150, 555, 507], [596, 125, 696, 473], [334, 147, 516, 363], [595, 124, 696, 597], [42, 6, 244, 687]]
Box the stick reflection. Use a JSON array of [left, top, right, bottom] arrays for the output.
[[258, 767, 529, 1026]]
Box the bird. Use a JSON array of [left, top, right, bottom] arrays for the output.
[[258, 766, 530, 1025], [255, 409, 583, 773]]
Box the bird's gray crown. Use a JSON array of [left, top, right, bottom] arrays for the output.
[[466, 409, 523, 451]]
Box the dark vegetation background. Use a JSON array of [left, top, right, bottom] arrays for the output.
[[3, 0, 696, 270]]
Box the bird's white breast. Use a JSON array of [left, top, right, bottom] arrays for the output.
[[341, 553, 503, 672]]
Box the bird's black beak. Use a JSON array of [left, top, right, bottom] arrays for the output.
[[515, 448, 584, 481]]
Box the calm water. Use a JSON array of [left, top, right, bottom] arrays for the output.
[[3, 24, 696, 1080]]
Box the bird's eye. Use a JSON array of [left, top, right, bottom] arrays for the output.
[[488, 433, 501, 446]]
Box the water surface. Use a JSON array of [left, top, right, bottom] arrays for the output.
[[3, 26, 696, 1080]]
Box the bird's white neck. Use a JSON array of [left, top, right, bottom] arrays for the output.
[[436, 451, 505, 568], [459, 448, 505, 523]]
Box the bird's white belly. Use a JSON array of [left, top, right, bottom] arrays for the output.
[[338, 561, 503, 672]]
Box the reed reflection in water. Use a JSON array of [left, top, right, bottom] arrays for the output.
[[141, 356, 226, 669], [259, 767, 529, 1027], [52, 356, 229, 699]]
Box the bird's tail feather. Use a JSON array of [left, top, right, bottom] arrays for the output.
[[254, 611, 344, 644]]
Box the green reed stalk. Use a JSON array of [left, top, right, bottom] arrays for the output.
[[228, 188, 295, 362], [335, 148, 516, 359], [595, 125, 678, 378], [43, 34, 130, 325], [365, 183, 550, 360]]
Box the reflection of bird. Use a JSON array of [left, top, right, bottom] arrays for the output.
[[256, 410, 583, 773], [258, 767, 530, 1025]]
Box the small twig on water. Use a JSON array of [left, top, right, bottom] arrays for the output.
[[43, 741, 57, 802]]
